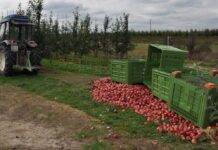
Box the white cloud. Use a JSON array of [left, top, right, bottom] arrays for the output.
[[0, 0, 217, 30]]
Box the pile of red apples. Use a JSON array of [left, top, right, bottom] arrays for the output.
[[92, 77, 218, 143]]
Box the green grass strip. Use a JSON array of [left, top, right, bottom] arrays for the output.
[[42, 59, 110, 76]]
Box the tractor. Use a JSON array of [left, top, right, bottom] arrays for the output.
[[0, 14, 41, 76]]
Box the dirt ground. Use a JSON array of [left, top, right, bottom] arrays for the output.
[[0, 84, 172, 149], [0, 85, 97, 150]]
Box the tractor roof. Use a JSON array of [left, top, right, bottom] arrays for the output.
[[0, 14, 33, 25]]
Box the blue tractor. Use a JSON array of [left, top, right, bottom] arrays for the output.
[[0, 14, 41, 76]]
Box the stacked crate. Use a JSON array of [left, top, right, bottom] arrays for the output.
[[111, 60, 145, 84], [152, 69, 172, 102], [144, 44, 187, 88], [110, 44, 218, 128]]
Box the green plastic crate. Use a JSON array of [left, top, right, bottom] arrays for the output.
[[144, 44, 187, 88], [152, 69, 172, 102], [169, 78, 218, 128], [147, 44, 186, 70], [111, 60, 145, 84]]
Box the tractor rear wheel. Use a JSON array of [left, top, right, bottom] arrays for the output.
[[0, 45, 15, 76], [30, 49, 42, 66]]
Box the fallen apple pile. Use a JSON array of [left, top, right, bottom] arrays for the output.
[[92, 77, 218, 143]]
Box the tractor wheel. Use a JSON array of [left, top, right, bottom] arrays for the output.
[[0, 45, 15, 76], [30, 49, 42, 66]]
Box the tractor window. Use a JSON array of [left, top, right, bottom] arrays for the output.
[[21, 26, 32, 40], [10, 24, 32, 41], [9, 24, 19, 40], [4, 22, 9, 39], [0, 23, 5, 40]]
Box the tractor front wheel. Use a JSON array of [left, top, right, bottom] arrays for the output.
[[0, 46, 15, 76]]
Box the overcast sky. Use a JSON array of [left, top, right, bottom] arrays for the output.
[[0, 0, 218, 31]]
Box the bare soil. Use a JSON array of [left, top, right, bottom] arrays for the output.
[[0, 85, 171, 150], [0, 85, 96, 150]]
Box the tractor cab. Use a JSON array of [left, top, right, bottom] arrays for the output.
[[0, 14, 41, 76], [0, 15, 33, 41]]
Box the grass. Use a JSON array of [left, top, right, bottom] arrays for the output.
[[131, 37, 218, 62], [42, 59, 110, 76], [128, 43, 148, 58], [84, 141, 108, 150], [185, 60, 218, 69], [76, 127, 103, 140], [0, 71, 217, 150]]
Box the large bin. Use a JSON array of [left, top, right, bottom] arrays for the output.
[[169, 76, 218, 128], [144, 44, 187, 88], [152, 69, 172, 102], [111, 60, 145, 84]]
